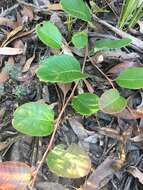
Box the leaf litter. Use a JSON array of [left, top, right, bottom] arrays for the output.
[[0, 0, 143, 190]]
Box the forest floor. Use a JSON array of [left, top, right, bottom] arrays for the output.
[[0, 0, 143, 190]]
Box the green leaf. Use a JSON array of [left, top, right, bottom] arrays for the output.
[[115, 67, 143, 89], [12, 102, 54, 136], [60, 0, 91, 22], [99, 89, 127, 114], [47, 144, 91, 178], [72, 31, 88, 48], [118, 0, 137, 28], [36, 54, 88, 83], [94, 38, 132, 52], [36, 21, 62, 49], [71, 93, 99, 115]]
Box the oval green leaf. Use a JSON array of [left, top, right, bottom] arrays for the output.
[[94, 38, 132, 52], [115, 67, 143, 89], [71, 93, 99, 115], [60, 0, 91, 22], [36, 54, 88, 83], [72, 31, 88, 48], [36, 21, 62, 49], [99, 89, 127, 114], [47, 144, 91, 178], [12, 102, 54, 136]]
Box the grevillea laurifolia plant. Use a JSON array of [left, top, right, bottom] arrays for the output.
[[12, 0, 143, 182]]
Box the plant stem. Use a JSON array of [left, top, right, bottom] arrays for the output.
[[88, 55, 115, 89], [30, 46, 88, 187]]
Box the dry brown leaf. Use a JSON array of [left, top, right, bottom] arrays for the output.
[[7, 56, 15, 65], [128, 166, 143, 184], [83, 80, 94, 93], [57, 83, 71, 100], [68, 118, 91, 140], [108, 61, 141, 74], [30, 65, 38, 77], [2, 28, 35, 47], [0, 47, 24, 55], [138, 21, 143, 34], [0, 161, 32, 190], [1, 26, 23, 47], [115, 108, 141, 119], [48, 3, 62, 10], [0, 69, 9, 82], [83, 156, 120, 190], [13, 39, 25, 49], [22, 50, 35, 73], [21, 5, 34, 21], [36, 182, 66, 190], [130, 134, 143, 142], [0, 17, 16, 28]]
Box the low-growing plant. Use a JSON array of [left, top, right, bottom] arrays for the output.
[[10, 0, 143, 187], [118, 0, 143, 29]]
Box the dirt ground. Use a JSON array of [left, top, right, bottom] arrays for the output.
[[0, 0, 143, 190]]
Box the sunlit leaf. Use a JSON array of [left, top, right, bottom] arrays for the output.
[[71, 93, 99, 115], [94, 38, 132, 52], [47, 144, 91, 178], [36, 54, 88, 83], [60, 0, 91, 22], [12, 102, 54, 136], [36, 21, 62, 48], [0, 161, 32, 190], [72, 31, 88, 48], [99, 89, 127, 114], [115, 67, 143, 89]]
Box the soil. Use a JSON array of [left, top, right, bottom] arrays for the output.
[[0, 0, 143, 190]]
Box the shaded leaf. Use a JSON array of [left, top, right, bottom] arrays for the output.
[[36, 54, 88, 83], [94, 38, 132, 52], [36, 21, 62, 49], [71, 93, 99, 115], [0, 161, 32, 190], [99, 89, 127, 114], [72, 31, 88, 48], [47, 144, 91, 178], [12, 102, 54, 136], [115, 67, 143, 89], [60, 0, 91, 22]]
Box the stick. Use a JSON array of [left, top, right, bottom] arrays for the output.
[[93, 15, 143, 50]]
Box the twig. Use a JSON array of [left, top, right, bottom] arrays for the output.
[[30, 46, 89, 187], [0, 4, 19, 17], [93, 15, 143, 50], [88, 55, 115, 88]]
